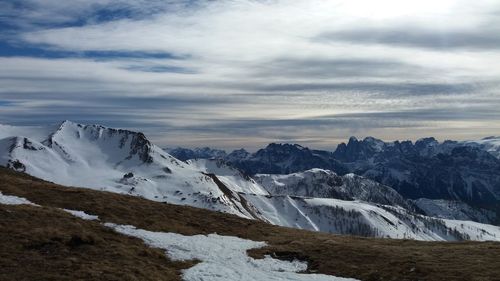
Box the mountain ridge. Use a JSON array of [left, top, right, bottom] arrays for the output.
[[168, 136, 500, 225]]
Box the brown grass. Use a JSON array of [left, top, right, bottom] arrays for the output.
[[1, 167, 500, 281], [0, 203, 196, 281]]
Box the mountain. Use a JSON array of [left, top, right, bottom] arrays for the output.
[[334, 137, 500, 225], [2, 121, 499, 241], [166, 147, 227, 161], [168, 143, 348, 175], [462, 136, 500, 159], [0, 120, 259, 219], [176, 137, 500, 224], [3, 167, 500, 281], [254, 168, 413, 210], [332, 137, 500, 209]]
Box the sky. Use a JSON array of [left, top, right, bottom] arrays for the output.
[[1, 0, 500, 150]]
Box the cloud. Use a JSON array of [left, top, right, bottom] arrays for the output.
[[251, 58, 427, 79], [317, 27, 500, 51], [250, 81, 481, 96], [1, 0, 500, 149]]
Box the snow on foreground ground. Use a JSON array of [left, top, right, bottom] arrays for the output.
[[106, 223, 358, 281], [0, 191, 37, 206], [62, 209, 100, 221]]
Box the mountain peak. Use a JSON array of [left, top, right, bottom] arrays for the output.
[[264, 143, 306, 151], [363, 136, 383, 143], [415, 137, 438, 145]]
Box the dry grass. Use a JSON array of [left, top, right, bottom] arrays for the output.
[[0, 204, 196, 281], [1, 167, 500, 281]]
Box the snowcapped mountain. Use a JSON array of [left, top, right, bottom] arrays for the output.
[[254, 168, 413, 210], [176, 137, 500, 225], [0, 121, 259, 219], [169, 159, 500, 240], [2, 121, 499, 241], [335, 137, 500, 225], [332, 137, 500, 222]]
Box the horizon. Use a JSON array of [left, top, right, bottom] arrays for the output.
[[1, 119, 497, 152], [1, 0, 500, 149]]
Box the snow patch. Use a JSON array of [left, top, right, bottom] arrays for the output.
[[105, 223, 357, 281], [0, 192, 37, 206], [62, 209, 99, 221]]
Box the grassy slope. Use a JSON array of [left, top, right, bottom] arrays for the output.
[[1, 167, 500, 281]]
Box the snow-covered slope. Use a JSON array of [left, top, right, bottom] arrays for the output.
[[0, 121, 259, 219], [255, 169, 412, 210], [187, 159, 269, 195], [414, 198, 496, 224], [241, 194, 500, 241]]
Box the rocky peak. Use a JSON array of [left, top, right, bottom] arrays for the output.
[[226, 148, 250, 160], [415, 137, 438, 148], [333, 136, 381, 162]]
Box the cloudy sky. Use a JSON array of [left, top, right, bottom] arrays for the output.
[[1, 0, 500, 150]]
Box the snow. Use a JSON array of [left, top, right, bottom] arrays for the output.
[[188, 159, 269, 195], [443, 219, 500, 241], [414, 198, 494, 223], [106, 223, 357, 281], [62, 209, 99, 221], [0, 192, 37, 206], [241, 194, 500, 241], [255, 169, 409, 209]]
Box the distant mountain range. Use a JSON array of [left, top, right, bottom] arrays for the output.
[[168, 136, 500, 225], [1, 121, 499, 240]]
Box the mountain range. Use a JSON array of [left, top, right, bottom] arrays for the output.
[[168, 136, 500, 225], [1, 121, 500, 241]]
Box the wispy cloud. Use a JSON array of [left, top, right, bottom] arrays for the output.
[[1, 0, 500, 149], [317, 27, 500, 51]]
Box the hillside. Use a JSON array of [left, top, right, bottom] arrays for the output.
[[1, 168, 500, 281]]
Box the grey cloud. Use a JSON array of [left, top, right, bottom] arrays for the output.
[[253, 81, 480, 97], [326, 106, 500, 121], [253, 58, 426, 79], [124, 65, 196, 74], [168, 117, 421, 135], [316, 27, 500, 50], [0, 92, 232, 110]]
